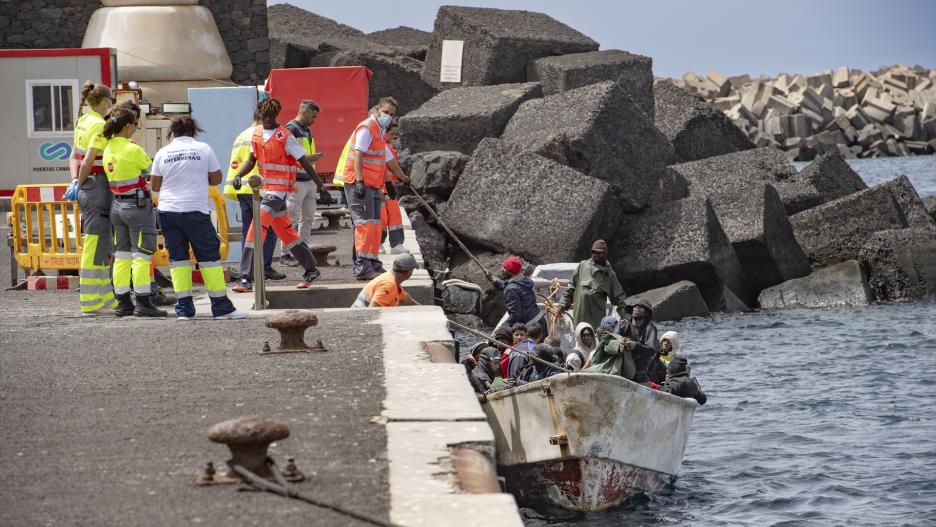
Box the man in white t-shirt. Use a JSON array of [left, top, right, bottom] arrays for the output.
[[151, 116, 248, 320]]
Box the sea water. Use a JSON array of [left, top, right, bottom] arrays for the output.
[[513, 157, 936, 526]]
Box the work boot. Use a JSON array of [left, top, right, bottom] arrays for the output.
[[134, 295, 168, 317], [152, 289, 177, 306], [115, 293, 135, 317], [265, 267, 287, 281]]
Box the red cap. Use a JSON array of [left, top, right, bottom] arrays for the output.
[[502, 256, 523, 275]]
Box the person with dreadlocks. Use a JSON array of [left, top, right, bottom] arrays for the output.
[[101, 107, 166, 317], [231, 98, 324, 291]]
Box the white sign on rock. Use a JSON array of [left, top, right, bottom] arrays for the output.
[[439, 40, 464, 83]]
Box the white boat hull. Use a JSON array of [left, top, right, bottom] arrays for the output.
[[481, 373, 698, 511]]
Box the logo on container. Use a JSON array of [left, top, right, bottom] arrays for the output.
[[39, 142, 72, 161]]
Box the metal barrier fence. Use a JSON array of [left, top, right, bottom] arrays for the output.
[[10, 184, 229, 273]]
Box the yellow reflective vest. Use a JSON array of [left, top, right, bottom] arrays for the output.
[[102, 137, 151, 195], [333, 138, 352, 188], [223, 125, 259, 200]]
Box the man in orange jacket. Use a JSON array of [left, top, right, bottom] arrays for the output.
[[231, 98, 325, 291]]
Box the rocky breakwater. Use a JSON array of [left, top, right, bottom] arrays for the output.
[[672, 65, 936, 160], [267, 4, 936, 322]]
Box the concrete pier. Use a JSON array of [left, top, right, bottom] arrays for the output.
[[0, 207, 524, 525]]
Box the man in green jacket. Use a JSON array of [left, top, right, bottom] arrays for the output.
[[584, 315, 636, 379], [557, 239, 628, 330]]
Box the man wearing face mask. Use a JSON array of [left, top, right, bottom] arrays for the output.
[[557, 239, 628, 330], [617, 299, 660, 386], [342, 96, 398, 281]]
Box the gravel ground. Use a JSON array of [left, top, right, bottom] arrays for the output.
[[0, 227, 390, 526]]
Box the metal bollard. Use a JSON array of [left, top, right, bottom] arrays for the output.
[[249, 175, 266, 310]]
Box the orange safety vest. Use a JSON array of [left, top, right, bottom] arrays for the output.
[[385, 144, 398, 184], [252, 125, 298, 192], [343, 117, 388, 189]]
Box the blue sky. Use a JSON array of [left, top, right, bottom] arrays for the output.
[[270, 0, 936, 78]]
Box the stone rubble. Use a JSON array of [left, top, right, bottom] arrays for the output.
[[670, 65, 936, 160], [263, 3, 936, 316]]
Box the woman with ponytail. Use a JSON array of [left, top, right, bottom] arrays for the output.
[[73, 81, 118, 315], [101, 108, 166, 317]]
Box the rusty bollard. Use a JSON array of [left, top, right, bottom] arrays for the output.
[[265, 310, 318, 352], [208, 416, 290, 480], [309, 245, 337, 267], [321, 209, 347, 230]]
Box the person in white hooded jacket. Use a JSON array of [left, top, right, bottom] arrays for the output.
[[651, 330, 680, 384], [565, 322, 596, 372]]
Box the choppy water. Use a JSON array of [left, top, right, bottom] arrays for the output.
[[515, 301, 936, 527], [793, 155, 936, 197], [510, 158, 936, 526]]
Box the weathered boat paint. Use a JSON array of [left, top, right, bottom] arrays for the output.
[[481, 373, 697, 511]]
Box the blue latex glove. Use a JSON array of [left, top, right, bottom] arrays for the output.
[[63, 180, 79, 201]]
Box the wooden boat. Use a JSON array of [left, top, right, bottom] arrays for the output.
[[480, 372, 698, 511]]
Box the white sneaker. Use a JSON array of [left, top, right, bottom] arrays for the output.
[[178, 315, 195, 321], [379, 244, 387, 254], [390, 245, 410, 254], [215, 309, 249, 320]]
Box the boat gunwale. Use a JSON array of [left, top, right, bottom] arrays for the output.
[[480, 372, 700, 410]]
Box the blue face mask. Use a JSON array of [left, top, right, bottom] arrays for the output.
[[377, 112, 392, 128]]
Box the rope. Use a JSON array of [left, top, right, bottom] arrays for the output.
[[407, 187, 490, 280], [228, 461, 399, 527], [447, 318, 573, 374], [110, 48, 243, 88]]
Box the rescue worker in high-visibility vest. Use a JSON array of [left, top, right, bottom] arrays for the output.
[[101, 107, 167, 317], [223, 110, 282, 281], [343, 97, 398, 281], [230, 98, 324, 291], [379, 120, 408, 254], [73, 81, 118, 315], [281, 99, 333, 267], [151, 116, 248, 320]]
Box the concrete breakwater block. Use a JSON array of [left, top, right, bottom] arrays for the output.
[[653, 147, 803, 209], [777, 151, 867, 214], [610, 196, 751, 312], [624, 281, 710, 322], [267, 3, 391, 68], [880, 176, 936, 230], [758, 260, 872, 309], [408, 210, 450, 272], [407, 150, 469, 199], [325, 51, 438, 116], [442, 138, 622, 265], [653, 80, 754, 164], [859, 228, 936, 302], [400, 82, 542, 155], [924, 196, 936, 222], [421, 5, 598, 89], [441, 279, 482, 315], [666, 156, 811, 294], [501, 80, 672, 211], [790, 183, 908, 268], [529, 50, 655, 119]]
